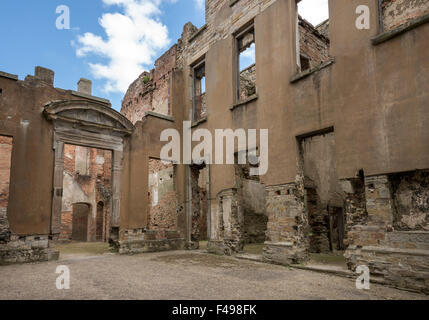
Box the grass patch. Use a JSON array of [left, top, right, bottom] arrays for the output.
[[243, 243, 264, 255], [54, 242, 112, 256], [199, 241, 208, 250], [309, 253, 346, 266]]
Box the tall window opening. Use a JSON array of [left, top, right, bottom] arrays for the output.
[[296, 0, 330, 72], [236, 25, 256, 102]]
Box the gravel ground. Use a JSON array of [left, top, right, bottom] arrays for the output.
[[0, 250, 427, 300]]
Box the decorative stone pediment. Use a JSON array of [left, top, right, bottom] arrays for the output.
[[44, 100, 134, 134]]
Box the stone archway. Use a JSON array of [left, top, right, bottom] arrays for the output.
[[44, 100, 133, 242]]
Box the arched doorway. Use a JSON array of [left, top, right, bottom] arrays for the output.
[[72, 203, 90, 242]]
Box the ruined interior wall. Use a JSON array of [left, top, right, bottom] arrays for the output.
[[121, 45, 176, 124], [344, 172, 429, 294], [239, 64, 256, 101], [0, 136, 13, 242], [298, 17, 330, 69], [235, 162, 267, 245], [389, 170, 428, 231], [382, 0, 429, 31], [148, 159, 177, 239], [300, 132, 344, 252], [316, 19, 330, 38], [198, 167, 208, 240], [60, 144, 112, 242], [301, 132, 344, 207]]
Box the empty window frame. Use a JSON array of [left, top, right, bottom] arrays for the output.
[[192, 60, 206, 122], [236, 25, 256, 102], [296, 0, 330, 72]]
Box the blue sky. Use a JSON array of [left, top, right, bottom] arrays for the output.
[[0, 0, 205, 111], [0, 0, 327, 112]]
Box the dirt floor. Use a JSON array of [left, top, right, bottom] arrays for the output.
[[0, 248, 427, 300]]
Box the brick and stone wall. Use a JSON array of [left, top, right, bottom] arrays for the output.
[[148, 159, 178, 239], [60, 144, 112, 242], [121, 45, 177, 124], [382, 0, 429, 31], [239, 64, 256, 101], [0, 136, 12, 243], [389, 170, 428, 231], [344, 172, 429, 294], [263, 182, 309, 265], [298, 17, 330, 70]]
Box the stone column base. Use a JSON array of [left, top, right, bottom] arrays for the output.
[[263, 241, 308, 265], [207, 239, 244, 256], [116, 228, 185, 254], [0, 235, 59, 265]]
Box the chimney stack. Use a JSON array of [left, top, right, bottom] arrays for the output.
[[34, 66, 54, 86], [78, 78, 92, 95]]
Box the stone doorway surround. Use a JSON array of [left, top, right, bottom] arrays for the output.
[[44, 99, 133, 242]]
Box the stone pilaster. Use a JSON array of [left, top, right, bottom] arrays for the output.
[[263, 183, 309, 265]]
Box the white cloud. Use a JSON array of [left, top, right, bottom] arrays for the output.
[[194, 0, 204, 10], [298, 0, 329, 26], [75, 0, 173, 93]]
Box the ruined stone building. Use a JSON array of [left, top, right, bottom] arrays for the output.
[[0, 0, 428, 294]]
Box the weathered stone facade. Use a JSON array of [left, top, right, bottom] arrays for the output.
[[0, 136, 12, 243], [344, 173, 429, 293], [1, 0, 429, 295]]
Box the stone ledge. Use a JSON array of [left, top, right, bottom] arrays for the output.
[[189, 24, 207, 43], [118, 238, 184, 255], [191, 116, 207, 128], [264, 241, 293, 248], [290, 58, 335, 83], [145, 111, 174, 122], [230, 94, 258, 111], [372, 14, 429, 45], [359, 245, 429, 257], [0, 71, 18, 81], [70, 90, 111, 105]]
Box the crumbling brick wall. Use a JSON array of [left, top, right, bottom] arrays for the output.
[[121, 45, 177, 124], [239, 64, 256, 101], [0, 136, 12, 242], [382, 0, 429, 31], [389, 170, 429, 231], [148, 159, 178, 239], [298, 17, 330, 70]]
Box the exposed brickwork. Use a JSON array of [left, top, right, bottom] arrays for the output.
[[0, 136, 12, 243], [0, 235, 59, 265], [382, 0, 429, 31], [389, 170, 429, 231], [60, 144, 112, 242], [263, 182, 309, 264], [298, 17, 330, 71], [148, 159, 178, 239], [344, 173, 429, 294], [239, 64, 256, 101], [121, 45, 177, 124]]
